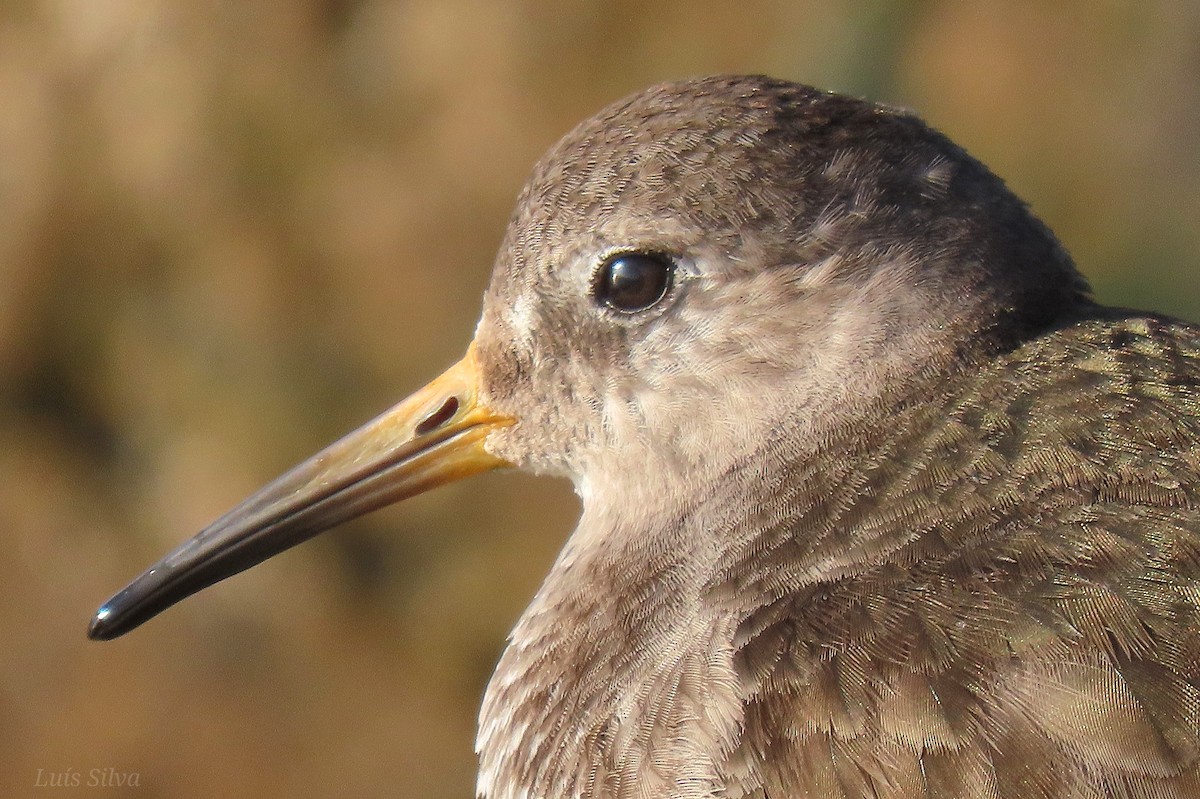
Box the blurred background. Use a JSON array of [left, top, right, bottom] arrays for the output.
[[2, 1, 1198, 796]]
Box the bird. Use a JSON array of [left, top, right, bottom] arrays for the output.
[[90, 75, 1200, 798]]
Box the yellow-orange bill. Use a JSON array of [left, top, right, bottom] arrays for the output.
[[88, 348, 512, 640]]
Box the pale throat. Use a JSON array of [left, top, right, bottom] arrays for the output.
[[475, 486, 745, 799]]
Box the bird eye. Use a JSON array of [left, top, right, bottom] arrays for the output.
[[592, 252, 674, 313]]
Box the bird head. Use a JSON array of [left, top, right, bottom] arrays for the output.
[[474, 76, 1087, 501]]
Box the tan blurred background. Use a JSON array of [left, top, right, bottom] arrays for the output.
[[2, 1, 1198, 796]]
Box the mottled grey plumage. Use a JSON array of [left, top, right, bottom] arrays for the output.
[[91, 76, 1200, 798]]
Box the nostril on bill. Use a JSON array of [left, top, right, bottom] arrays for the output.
[[416, 397, 460, 435]]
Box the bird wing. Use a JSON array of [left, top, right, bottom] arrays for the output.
[[721, 317, 1200, 799]]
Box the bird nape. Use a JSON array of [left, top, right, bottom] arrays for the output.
[[90, 75, 1200, 799]]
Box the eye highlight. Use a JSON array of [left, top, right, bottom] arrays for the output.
[[592, 252, 675, 313]]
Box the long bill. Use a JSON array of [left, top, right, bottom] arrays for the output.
[[88, 347, 513, 641]]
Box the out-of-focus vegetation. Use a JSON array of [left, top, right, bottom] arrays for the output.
[[1, 2, 1197, 797]]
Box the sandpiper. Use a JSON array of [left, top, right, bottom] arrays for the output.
[[92, 75, 1200, 799]]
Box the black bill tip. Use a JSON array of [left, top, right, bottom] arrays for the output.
[[87, 564, 203, 641], [88, 602, 122, 641]]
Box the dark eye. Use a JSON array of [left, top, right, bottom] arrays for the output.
[[593, 252, 674, 313]]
